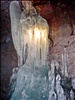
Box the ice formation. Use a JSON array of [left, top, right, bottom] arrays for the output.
[[72, 78, 75, 89], [10, 1, 49, 100], [10, 1, 49, 67], [70, 89, 74, 100], [62, 47, 68, 77], [48, 61, 67, 100], [9, 1, 73, 100]]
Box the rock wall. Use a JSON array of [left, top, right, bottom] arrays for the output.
[[1, 1, 18, 100], [50, 34, 75, 77]]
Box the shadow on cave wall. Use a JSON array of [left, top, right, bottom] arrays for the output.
[[1, 1, 18, 100]]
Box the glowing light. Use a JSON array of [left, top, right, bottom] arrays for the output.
[[34, 28, 40, 38]]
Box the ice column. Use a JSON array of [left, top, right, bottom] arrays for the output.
[[9, 1, 50, 100]]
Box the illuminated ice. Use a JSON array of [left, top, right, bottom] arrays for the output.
[[10, 1, 49, 100]]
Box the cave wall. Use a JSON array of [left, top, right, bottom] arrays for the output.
[[1, 1, 18, 100], [36, 1, 75, 77]]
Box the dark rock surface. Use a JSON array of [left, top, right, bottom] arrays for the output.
[[1, 40, 18, 100], [1, 1, 18, 100]]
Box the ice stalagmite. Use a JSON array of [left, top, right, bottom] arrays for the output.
[[9, 1, 50, 100]]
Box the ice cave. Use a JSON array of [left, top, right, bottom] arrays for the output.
[[1, 0, 75, 100]]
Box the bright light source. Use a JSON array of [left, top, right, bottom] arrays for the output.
[[34, 28, 40, 38]]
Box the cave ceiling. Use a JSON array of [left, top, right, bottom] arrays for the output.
[[32, 0, 75, 22]]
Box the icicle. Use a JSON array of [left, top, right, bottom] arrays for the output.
[[64, 48, 68, 77], [62, 50, 64, 75], [62, 47, 68, 77]]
